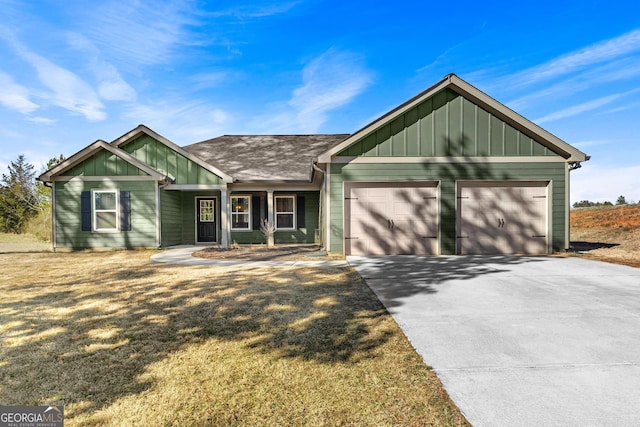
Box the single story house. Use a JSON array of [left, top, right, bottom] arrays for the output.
[[38, 74, 589, 255]]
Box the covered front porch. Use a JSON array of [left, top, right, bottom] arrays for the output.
[[159, 187, 321, 247]]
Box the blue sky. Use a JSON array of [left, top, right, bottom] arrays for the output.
[[0, 0, 639, 204]]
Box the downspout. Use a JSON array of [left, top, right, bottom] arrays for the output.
[[157, 176, 174, 248], [43, 181, 56, 252], [566, 160, 586, 251], [312, 161, 328, 251]]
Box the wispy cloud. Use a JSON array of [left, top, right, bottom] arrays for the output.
[[534, 89, 639, 124], [209, 1, 302, 18], [21, 50, 106, 121], [0, 70, 39, 114], [26, 116, 56, 124], [0, 27, 106, 121], [289, 49, 373, 131], [534, 93, 625, 124], [125, 99, 231, 143], [258, 48, 373, 133], [507, 56, 640, 110], [66, 33, 137, 102], [79, 0, 198, 66], [509, 29, 640, 87]]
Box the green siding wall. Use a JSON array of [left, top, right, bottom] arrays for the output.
[[121, 135, 223, 185], [160, 190, 183, 246], [65, 149, 147, 176], [181, 191, 221, 244], [54, 180, 157, 248], [338, 89, 557, 158], [329, 162, 567, 255]]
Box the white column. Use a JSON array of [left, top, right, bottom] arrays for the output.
[[267, 189, 274, 246], [220, 188, 229, 248]]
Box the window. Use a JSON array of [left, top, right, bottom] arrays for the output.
[[275, 195, 295, 230], [93, 190, 118, 231], [231, 195, 251, 230]]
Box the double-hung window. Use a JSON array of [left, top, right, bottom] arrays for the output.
[[275, 195, 295, 230], [231, 195, 251, 230], [93, 190, 119, 232]]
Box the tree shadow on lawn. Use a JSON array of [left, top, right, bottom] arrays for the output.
[[0, 254, 392, 419]]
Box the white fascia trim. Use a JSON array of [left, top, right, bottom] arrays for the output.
[[163, 184, 227, 190], [52, 176, 158, 182], [111, 125, 234, 183], [331, 156, 566, 164], [38, 140, 166, 182], [228, 183, 320, 192]]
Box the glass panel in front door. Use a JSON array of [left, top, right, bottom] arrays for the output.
[[200, 200, 215, 222]]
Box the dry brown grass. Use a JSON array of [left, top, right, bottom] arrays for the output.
[[570, 205, 640, 268], [0, 251, 467, 426], [0, 232, 51, 253]]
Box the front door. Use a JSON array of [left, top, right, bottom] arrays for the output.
[[197, 198, 217, 243]]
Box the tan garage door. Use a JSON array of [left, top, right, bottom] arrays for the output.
[[457, 181, 549, 254], [345, 181, 439, 255]]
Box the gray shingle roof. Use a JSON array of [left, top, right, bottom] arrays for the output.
[[182, 134, 350, 181]]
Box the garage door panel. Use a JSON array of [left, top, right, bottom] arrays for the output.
[[345, 182, 439, 256], [458, 181, 549, 255]]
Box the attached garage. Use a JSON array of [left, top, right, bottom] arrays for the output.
[[319, 74, 590, 256], [457, 181, 549, 254], [344, 181, 439, 255]]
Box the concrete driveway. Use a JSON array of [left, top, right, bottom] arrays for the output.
[[348, 255, 640, 427]]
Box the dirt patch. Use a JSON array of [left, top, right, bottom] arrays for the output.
[[570, 205, 640, 268], [193, 244, 345, 261]]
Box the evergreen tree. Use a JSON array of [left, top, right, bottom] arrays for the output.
[[616, 195, 627, 205], [0, 155, 39, 233]]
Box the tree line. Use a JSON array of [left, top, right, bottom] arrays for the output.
[[573, 195, 636, 208], [0, 154, 64, 238]]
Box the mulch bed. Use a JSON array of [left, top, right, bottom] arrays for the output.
[[192, 244, 345, 261]]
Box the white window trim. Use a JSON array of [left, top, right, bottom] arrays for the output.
[[92, 189, 119, 232], [274, 195, 296, 230], [231, 195, 252, 231]]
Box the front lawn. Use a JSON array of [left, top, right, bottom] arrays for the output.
[[0, 251, 467, 426], [0, 232, 51, 253]]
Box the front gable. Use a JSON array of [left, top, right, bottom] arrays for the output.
[[38, 140, 166, 182], [337, 88, 558, 158], [119, 133, 224, 185], [319, 74, 589, 163], [65, 147, 149, 177], [111, 125, 233, 185]]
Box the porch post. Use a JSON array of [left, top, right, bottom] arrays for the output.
[[267, 189, 274, 246], [220, 188, 229, 248]]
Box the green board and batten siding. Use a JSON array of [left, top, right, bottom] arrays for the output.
[[54, 180, 157, 248], [329, 162, 566, 255], [338, 89, 556, 158], [160, 190, 182, 246], [122, 135, 223, 185], [66, 150, 148, 177]]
